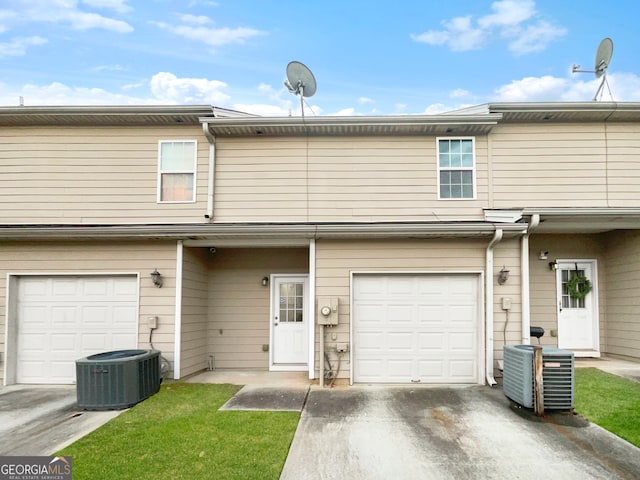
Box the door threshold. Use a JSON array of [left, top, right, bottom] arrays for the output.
[[270, 365, 308, 372]]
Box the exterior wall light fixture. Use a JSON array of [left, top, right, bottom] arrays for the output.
[[549, 260, 559, 271], [262, 276, 269, 287], [150, 269, 163, 288], [497, 267, 510, 285]]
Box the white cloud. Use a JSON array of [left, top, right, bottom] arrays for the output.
[[94, 64, 124, 72], [0, 36, 47, 58], [149, 72, 230, 104], [2, 1, 133, 33], [151, 17, 265, 47], [411, 15, 485, 51], [0, 81, 159, 106], [478, 0, 536, 28], [507, 20, 567, 55], [179, 14, 212, 25], [411, 0, 565, 55], [81, 0, 132, 13], [358, 97, 374, 105], [491, 72, 640, 102], [493, 75, 568, 101], [450, 88, 471, 99]]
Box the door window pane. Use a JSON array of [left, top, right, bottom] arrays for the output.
[[279, 282, 304, 322]]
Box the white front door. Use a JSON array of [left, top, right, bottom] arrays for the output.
[[556, 260, 599, 356], [270, 275, 309, 370]]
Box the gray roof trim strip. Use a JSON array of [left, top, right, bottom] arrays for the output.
[[0, 222, 527, 240]]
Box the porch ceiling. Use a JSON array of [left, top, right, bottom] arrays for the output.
[[525, 208, 640, 233]]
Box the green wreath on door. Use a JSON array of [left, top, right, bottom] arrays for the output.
[[566, 274, 592, 300]]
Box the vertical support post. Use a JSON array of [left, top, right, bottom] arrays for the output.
[[533, 345, 544, 416], [319, 324, 325, 388]]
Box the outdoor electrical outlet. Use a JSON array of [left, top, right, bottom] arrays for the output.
[[336, 343, 349, 353], [148, 316, 158, 329], [501, 297, 511, 310]]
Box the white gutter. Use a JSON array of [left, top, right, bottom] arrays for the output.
[[0, 222, 528, 240], [201, 122, 216, 220], [173, 240, 183, 380], [485, 228, 503, 386], [521, 214, 540, 345]]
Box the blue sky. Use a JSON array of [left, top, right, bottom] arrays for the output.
[[1, 0, 639, 115]]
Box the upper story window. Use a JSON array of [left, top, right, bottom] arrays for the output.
[[158, 140, 196, 203], [437, 137, 475, 200]]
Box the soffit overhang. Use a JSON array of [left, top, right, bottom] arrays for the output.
[[0, 105, 252, 127], [200, 114, 503, 137]]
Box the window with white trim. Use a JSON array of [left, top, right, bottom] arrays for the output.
[[158, 140, 196, 202], [437, 137, 475, 200]]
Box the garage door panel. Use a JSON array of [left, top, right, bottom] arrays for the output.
[[19, 306, 49, 331], [51, 307, 78, 328], [417, 359, 445, 379], [417, 306, 446, 323], [16, 275, 138, 384], [388, 304, 413, 323], [417, 333, 445, 351], [52, 278, 80, 296], [387, 277, 414, 295], [449, 360, 477, 380], [387, 332, 413, 351], [50, 334, 76, 353], [354, 304, 385, 324], [354, 274, 480, 384], [450, 332, 475, 351]]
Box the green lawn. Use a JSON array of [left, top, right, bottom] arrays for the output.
[[56, 383, 300, 480], [575, 368, 640, 448]]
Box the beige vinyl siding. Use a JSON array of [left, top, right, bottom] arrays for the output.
[[493, 239, 522, 367], [490, 124, 608, 208], [180, 247, 209, 377], [605, 123, 640, 206], [602, 231, 640, 359], [208, 248, 308, 370], [528, 235, 605, 350], [0, 241, 177, 384], [213, 136, 489, 223], [315, 239, 489, 379], [0, 126, 210, 224]]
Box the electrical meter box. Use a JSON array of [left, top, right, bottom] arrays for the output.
[[317, 297, 339, 326]]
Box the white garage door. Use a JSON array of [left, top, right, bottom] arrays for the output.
[[353, 274, 480, 384], [16, 276, 138, 384]]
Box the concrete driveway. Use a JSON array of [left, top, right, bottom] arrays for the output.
[[281, 385, 640, 480], [0, 385, 123, 456]]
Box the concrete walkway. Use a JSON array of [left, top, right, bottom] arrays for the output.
[[281, 385, 640, 480], [0, 385, 124, 455]]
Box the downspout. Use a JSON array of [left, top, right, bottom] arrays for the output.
[[521, 214, 540, 345], [201, 122, 216, 220], [485, 228, 503, 386]]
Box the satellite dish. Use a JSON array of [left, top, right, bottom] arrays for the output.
[[572, 37, 614, 101], [284, 61, 316, 117], [594, 37, 613, 78]]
